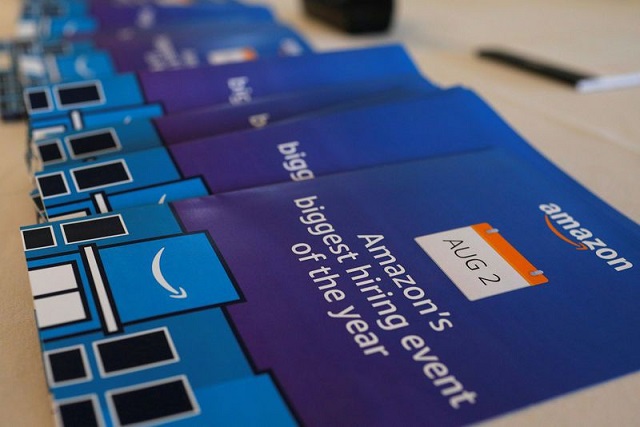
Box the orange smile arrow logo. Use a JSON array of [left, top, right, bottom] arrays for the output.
[[545, 215, 588, 250]]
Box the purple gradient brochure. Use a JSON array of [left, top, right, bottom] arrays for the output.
[[16, 2, 640, 426], [172, 147, 640, 425], [33, 87, 542, 218], [31, 75, 437, 169], [22, 23, 311, 84], [24, 1, 275, 39], [21, 146, 640, 425], [26, 45, 421, 135]]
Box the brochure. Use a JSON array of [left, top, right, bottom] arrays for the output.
[[33, 87, 523, 218], [30, 75, 436, 169], [21, 146, 640, 426], [14, 4, 639, 427], [25, 45, 421, 135], [170, 146, 640, 425], [20, 23, 310, 84], [20, 1, 274, 40], [4, 2, 280, 119], [21, 203, 296, 425]]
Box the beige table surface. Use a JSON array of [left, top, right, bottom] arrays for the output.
[[1, 0, 639, 425]]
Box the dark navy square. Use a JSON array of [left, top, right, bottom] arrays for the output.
[[48, 348, 86, 383]]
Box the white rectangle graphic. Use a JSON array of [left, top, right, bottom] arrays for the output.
[[415, 225, 544, 301]]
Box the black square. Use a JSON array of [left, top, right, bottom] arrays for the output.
[[43, 5, 62, 16], [38, 142, 63, 163], [58, 84, 101, 107], [62, 216, 126, 243], [23, 227, 55, 250], [38, 173, 68, 197], [97, 330, 174, 374], [45, 44, 66, 55], [72, 162, 129, 191], [48, 348, 86, 383], [69, 131, 117, 157], [28, 91, 50, 111], [112, 380, 193, 425], [59, 399, 99, 427]]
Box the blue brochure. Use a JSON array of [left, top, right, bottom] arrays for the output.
[[4, 2, 281, 119], [25, 45, 422, 134], [21, 1, 274, 39], [32, 87, 528, 219], [20, 204, 296, 426], [20, 144, 640, 425], [20, 23, 310, 83], [37, 85, 592, 219], [15, 3, 640, 427], [153, 76, 436, 146], [171, 147, 640, 426], [30, 75, 437, 168], [20, 0, 246, 21]]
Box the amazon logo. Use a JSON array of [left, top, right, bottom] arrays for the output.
[[152, 247, 188, 299], [539, 203, 633, 272]]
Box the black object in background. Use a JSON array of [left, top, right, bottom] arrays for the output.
[[478, 48, 591, 87], [303, 0, 393, 33]]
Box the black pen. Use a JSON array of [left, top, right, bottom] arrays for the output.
[[478, 48, 640, 93]]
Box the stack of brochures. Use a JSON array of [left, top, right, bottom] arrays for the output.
[[5, 1, 639, 426]]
